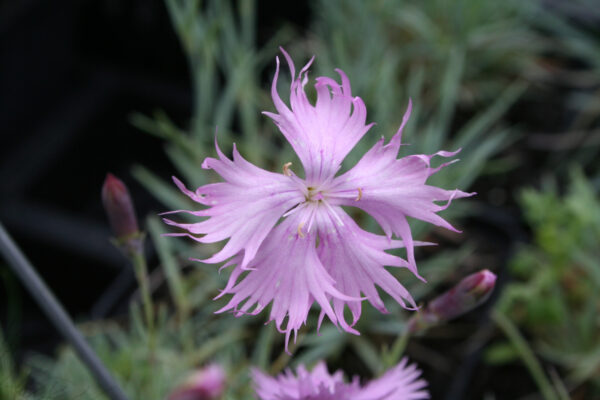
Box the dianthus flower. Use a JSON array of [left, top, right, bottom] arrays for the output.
[[164, 48, 472, 349], [252, 358, 429, 400]]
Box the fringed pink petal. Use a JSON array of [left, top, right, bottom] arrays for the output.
[[215, 213, 360, 353], [264, 48, 374, 185], [328, 102, 474, 273], [354, 357, 429, 400], [316, 207, 419, 331], [168, 142, 303, 268]]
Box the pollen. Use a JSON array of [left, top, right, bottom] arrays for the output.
[[355, 187, 363, 201], [283, 162, 293, 176]]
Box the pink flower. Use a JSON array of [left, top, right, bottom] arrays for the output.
[[252, 358, 429, 400], [164, 48, 473, 349]]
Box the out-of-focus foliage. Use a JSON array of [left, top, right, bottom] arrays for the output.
[[491, 168, 600, 395], [527, 0, 600, 174], [0, 329, 32, 400], [23, 215, 271, 399], [131, 0, 296, 209], [310, 0, 547, 104], [27, 310, 255, 399]]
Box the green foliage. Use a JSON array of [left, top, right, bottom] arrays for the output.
[[0, 329, 33, 400], [523, 1, 600, 174], [494, 168, 600, 393], [310, 0, 546, 104], [132, 0, 297, 199], [23, 248, 260, 399]]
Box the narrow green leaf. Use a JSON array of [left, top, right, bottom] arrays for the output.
[[147, 216, 188, 320]]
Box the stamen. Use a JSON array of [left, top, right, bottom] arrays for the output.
[[283, 162, 293, 176], [297, 222, 305, 238], [355, 188, 363, 201]]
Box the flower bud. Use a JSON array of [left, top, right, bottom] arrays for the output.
[[409, 270, 497, 334], [168, 365, 226, 400], [102, 173, 139, 240]]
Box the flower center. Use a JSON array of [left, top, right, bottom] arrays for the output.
[[280, 162, 345, 238], [306, 186, 325, 202]]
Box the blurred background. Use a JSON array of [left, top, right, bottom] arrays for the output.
[[1, 0, 599, 399]]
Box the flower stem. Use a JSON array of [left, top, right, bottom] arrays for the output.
[[270, 333, 305, 374], [131, 250, 155, 351], [386, 328, 411, 368], [492, 310, 559, 400]]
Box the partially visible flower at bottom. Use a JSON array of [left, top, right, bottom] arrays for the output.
[[168, 364, 226, 400], [252, 358, 428, 400]]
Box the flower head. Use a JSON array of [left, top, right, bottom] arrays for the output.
[[252, 358, 429, 400], [164, 48, 473, 349]]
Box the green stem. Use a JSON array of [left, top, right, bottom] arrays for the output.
[[388, 328, 411, 367], [132, 251, 155, 351], [269, 333, 305, 375], [492, 310, 559, 400], [147, 216, 189, 324]]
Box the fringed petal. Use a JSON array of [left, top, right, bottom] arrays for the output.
[[167, 141, 303, 268], [264, 48, 374, 185], [316, 207, 421, 333], [215, 213, 359, 353], [354, 357, 429, 400], [329, 103, 474, 273]]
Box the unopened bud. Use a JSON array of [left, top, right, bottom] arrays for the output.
[[102, 173, 139, 240], [409, 270, 497, 334], [168, 364, 226, 400]]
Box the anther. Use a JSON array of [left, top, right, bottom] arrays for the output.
[[283, 162, 293, 176], [297, 222, 305, 238], [355, 188, 363, 201]]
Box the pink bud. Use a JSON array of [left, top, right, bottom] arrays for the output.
[[102, 173, 139, 239], [409, 270, 497, 333], [168, 365, 226, 400], [429, 269, 497, 319]]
